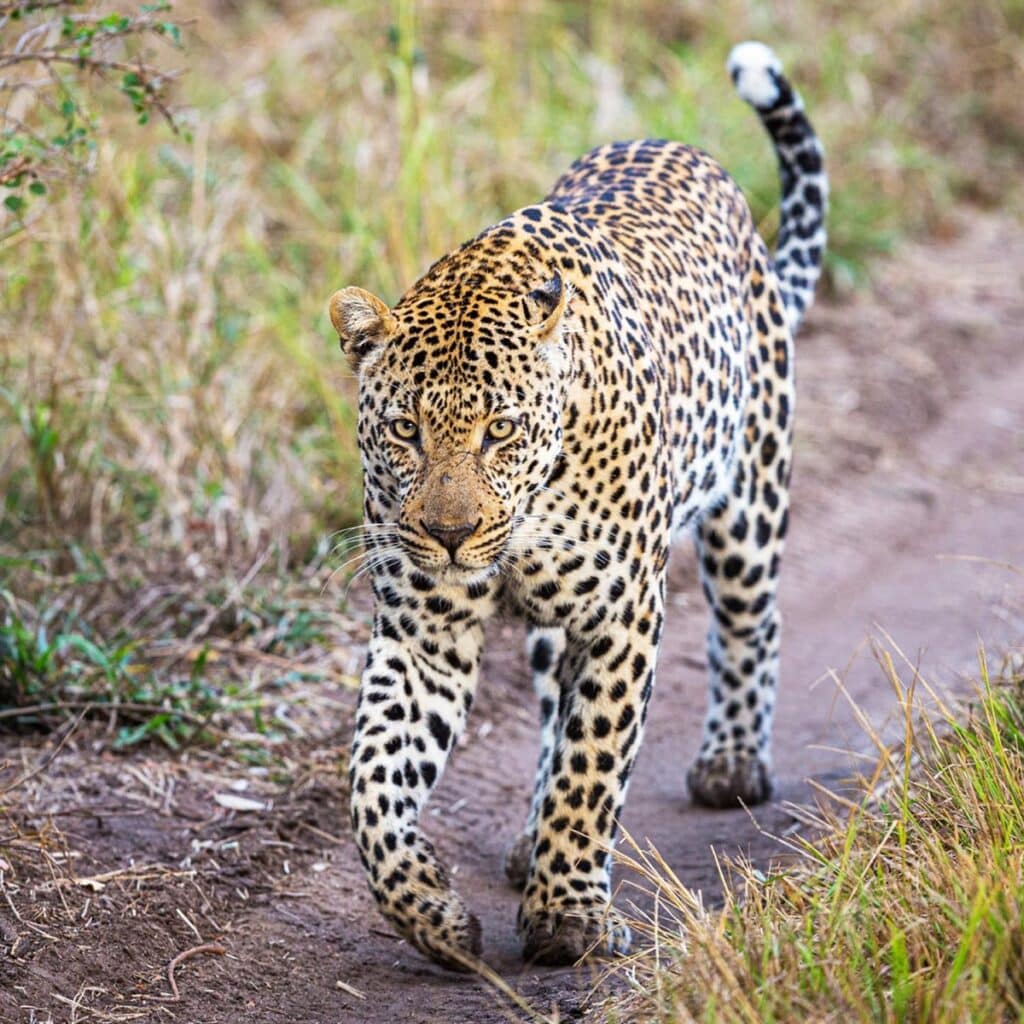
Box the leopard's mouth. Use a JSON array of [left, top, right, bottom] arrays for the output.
[[402, 558, 501, 592], [403, 546, 503, 586], [402, 520, 513, 577]]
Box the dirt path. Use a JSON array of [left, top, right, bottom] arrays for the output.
[[2, 215, 1022, 1023]]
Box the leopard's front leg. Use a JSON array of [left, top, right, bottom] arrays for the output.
[[504, 626, 565, 889], [350, 597, 486, 971], [518, 579, 665, 965]]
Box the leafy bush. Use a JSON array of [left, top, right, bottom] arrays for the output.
[[1, 1, 185, 234]]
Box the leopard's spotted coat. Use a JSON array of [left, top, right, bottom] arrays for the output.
[[329, 41, 827, 969]]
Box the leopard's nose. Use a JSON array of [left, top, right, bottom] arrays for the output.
[[422, 519, 480, 560]]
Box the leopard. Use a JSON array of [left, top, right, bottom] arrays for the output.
[[328, 41, 827, 970]]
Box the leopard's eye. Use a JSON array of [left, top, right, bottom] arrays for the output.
[[390, 418, 420, 443], [485, 418, 518, 443]]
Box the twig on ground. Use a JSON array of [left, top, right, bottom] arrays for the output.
[[0, 700, 223, 733], [165, 942, 226, 1002], [296, 821, 345, 845]]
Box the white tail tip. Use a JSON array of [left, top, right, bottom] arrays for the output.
[[727, 41, 783, 109]]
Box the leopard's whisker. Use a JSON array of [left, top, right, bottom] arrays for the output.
[[495, 550, 525, 585], [330, 533, 400, 564], [322, 536, 405, 593], [329, 526, 400, 558], [345, 546, 404, 598], [326, 521, 400, 545], [342, 545, 403, 591], [505, 532, 606, 554]]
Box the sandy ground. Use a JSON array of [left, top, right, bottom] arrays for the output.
[[1, 213, 1022, 1023]]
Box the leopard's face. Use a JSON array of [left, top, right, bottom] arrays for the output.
[[333, 277, 574, 583]]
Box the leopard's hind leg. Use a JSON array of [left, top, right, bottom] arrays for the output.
[[688, 282, 794, 808]]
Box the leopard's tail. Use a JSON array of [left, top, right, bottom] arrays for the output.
[[727, 42, 828, 333]]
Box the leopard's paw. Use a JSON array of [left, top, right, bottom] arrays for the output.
[[518, 903, 631, 966], [383, 884, 482, 972], [687, 750, 774, 808]]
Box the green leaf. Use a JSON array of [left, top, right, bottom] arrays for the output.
[[99, 14, 131, 33], [115, 718, 160, 748], [63, 633, 110, 670], [3, 195, 25, 214], [28, 181, 46, 196]]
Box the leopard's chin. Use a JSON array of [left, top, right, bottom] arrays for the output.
[[439, 563, 502, 588], [404, 552, 501, 588]]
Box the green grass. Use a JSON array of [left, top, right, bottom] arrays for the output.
[[608, 649, 1024, 1023], [0, 539, 362, 750], [0, 582, 224, 749]]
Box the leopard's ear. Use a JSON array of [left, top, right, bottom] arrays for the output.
[[525, 274, 572, 342], [525, 275, 575, 379], [328, 287, 397, 370]]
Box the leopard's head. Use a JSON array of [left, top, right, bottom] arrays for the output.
[[328, 274, 575, 583]]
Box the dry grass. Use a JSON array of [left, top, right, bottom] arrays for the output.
[[604, 645, 1024, 1023]]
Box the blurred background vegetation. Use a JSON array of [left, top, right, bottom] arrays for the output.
[[2, 0, 1022, 552], [0, 0, 1022, 734]]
